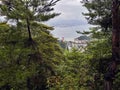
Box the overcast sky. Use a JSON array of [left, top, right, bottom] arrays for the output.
[[46, 0, 92, 41], [0, 0, 92, 41]]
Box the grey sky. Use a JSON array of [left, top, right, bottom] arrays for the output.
[[46, 0, 92, 41], [0, 0, 91, 41]]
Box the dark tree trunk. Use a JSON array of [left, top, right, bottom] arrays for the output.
[[26, 18, 32, 40], [104, 0, 120, 90], [112, 0, 120, 60], [25, 2, 32, 40]]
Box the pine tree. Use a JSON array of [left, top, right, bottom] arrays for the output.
[[82, 0, 120, 90], [0, 0, 60, 41], [0, 0, 63, 90], [82, 0, 112, 32]]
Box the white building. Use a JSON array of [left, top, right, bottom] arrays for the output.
[[66, 35, 91, 50]]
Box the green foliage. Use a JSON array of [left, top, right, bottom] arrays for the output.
[[51, 49, 93, 90], [0, 0, 60, 21], [58, 41, 67, 50], [81, 0, 120, 89], [0, 0, 62, 89], [52, 36, 112, 90], [1, 0, 119, 90], [82, 0, 112, 32], [0, 21, 63, 89]]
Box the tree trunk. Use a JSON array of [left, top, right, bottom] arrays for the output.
[[112, 0, 120, 59], [25, 2, 32, 40], [104, 0, 120, 90], [26, 18, 32, 40]]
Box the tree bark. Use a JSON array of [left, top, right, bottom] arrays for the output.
[[26, 18, 32, 39], [104, 0, 120, 90], [112, 0, 120, 59]]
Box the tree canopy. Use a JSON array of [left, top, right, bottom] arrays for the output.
[[0, 0, 120, 90]]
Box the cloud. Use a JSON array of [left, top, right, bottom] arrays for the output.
[[47, 19, 88, 27], [46, 0, 91, 41], [0, 16, 7, 22], [51, 25, 92, 41], [47, 0, 88, 27]]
